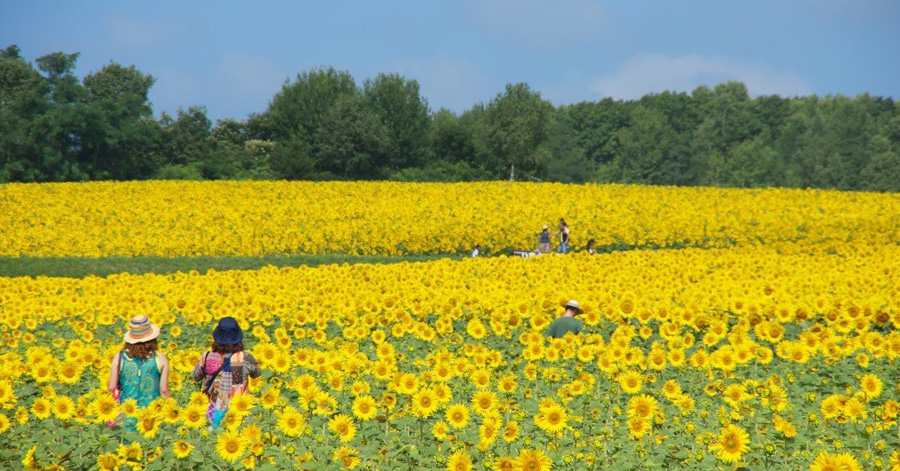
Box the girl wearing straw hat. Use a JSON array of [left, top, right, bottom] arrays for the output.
[[108, 315, 171, 430], [191, 317, 261, 428]]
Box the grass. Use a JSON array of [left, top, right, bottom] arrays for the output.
[[0, 254, 459, 279]]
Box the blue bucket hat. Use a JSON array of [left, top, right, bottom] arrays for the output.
[[213, 317, 244, 345]]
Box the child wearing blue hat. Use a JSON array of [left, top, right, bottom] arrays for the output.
[[191, 317, 261, 428]]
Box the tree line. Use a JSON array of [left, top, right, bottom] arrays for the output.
[[2, 46, 898, 191]]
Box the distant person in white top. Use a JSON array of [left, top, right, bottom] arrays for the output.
[[472, 245, 481, 257]]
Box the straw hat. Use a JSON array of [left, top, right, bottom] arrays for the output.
[[561, 300, 582, 313], [123, 315, 161, 344]]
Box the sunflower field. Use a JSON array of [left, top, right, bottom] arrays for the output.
[[0, 181, 899, 471]]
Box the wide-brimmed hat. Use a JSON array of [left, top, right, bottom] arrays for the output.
[[123, 315, 161, 344], [562, 300, 582, 313], [213, 317, 244, 345], [542, 225, 549, 230]]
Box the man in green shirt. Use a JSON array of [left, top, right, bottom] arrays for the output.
[[546, 300, 584, 338]]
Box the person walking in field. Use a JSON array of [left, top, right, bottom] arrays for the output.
[[539, 225, 552, 254], [557, 218, 571, 254], [108, 315, 171, 431], [192, 317, 262, 428], [546, 300, 584, 338], [585, 238, 596, 255]]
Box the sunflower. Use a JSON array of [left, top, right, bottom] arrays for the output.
[[96, 452, 120, 471], [446, 404, 470, 429], [31, 398, 51, 420], [471, 370, 491, 389], [216, 428, 247, 463], [432, 421, 451, 440], [446, 449, 473, 471], [515, 449, 552, 471], [471, 390, 498, 417], [0, 382, 15, 407], [329, 414, 357, 443], [809, 451, 845, 471], [0, 414, 10, 435], [498, 375, 517, 394], [163, 404, 182, 424], [662, 380, 682, 399], [135, 408, 161, 439], [182, 404, 207, 429], [117, 442, 142, 462], [120, 399, 138, 417], [628, 416, 649, 439], [627, 395, 658, 419], [502, 421, 519, 443], [333, 446, 361, 469], [860, 373, 883, 400], [261, 388, 280, 409], [52, 396, 75, 420], [173, 440, 194, 459], [277, 406, 306, 437], [433, 384, 453, 404], [617, 370, 643, 394], [889, 449, 900, 471], [352, 395, 378, 421], [412, 388, 439, 418], [229, 394, 255, 417], [710, 424, 750, 463], [54, 360, 81, 384], [535, 402, 568, 434], [93, 395, 119, 423], [833, 452, 862, 471], [493, 456, 515, 471]]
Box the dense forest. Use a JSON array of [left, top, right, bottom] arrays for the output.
[[2, 46, 898, 191]]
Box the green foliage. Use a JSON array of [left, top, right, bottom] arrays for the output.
[[1, 45, 899, 190], [483, 83, 554, 181]]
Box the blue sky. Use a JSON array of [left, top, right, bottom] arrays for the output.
[[2, 0, 898, 121]]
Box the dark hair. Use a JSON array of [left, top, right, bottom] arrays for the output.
[[212, 341, 244, 354], [123, 338, 158, 359], [586, 239, 595, 246]]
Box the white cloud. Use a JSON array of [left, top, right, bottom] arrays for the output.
[[590, 54, 813, 99], [462, 0, 613, 47]]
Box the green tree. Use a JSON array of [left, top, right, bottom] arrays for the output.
[[430, 109, 476, 164], [81, 62, 158, 179], [483, 83, 553, 181], [315, 94, 388, 179], [362, 73, 431, 171], [859, 134, 900, 192], [0, 46, 49, 181], [602, 105, 675, 184]]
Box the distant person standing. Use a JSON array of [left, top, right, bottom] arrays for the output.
[[546, 300, 583, 338], [585, 239, 596, 255], [539, 225, 552, 254], [472, 245, 481, 257], [557, 219, 570, 254]]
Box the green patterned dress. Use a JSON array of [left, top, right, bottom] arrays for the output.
[[118, 351, 161, 431]]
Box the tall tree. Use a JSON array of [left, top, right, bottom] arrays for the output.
[[483, 83, 553, 181], [604, 105, 675, 184], [0, 46, 49, 181], [81, 62, 157, 178], [316, 94, 388, 179], [362, 73, 431, 171]]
